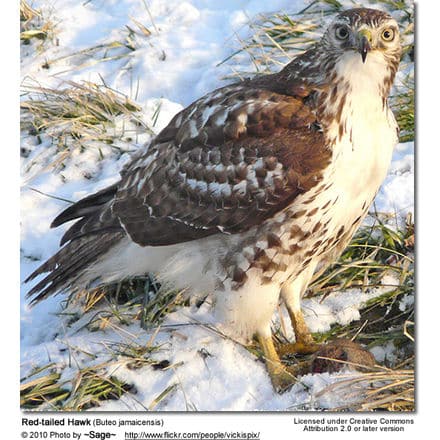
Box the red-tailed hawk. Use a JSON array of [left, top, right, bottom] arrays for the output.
[[26, 8, 401, 392]]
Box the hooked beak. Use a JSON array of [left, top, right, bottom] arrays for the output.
[[358, 30, 372, 63]]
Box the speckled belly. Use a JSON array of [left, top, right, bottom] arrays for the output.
[[220, 165, 379, 292]]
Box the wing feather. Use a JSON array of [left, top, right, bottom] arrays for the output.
[[112, 86, 331, 246]]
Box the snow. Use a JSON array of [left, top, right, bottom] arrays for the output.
[[375, 141, 414, 220], [20, 0, 414, 411]]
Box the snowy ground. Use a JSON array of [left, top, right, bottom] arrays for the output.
[[20, 0, 414, 411]]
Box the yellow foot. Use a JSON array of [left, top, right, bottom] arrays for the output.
[[278, 341, 320, 357], [269, 365, 297, 393], [257, 333, 302, 393]]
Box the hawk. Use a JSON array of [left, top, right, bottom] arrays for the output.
[[26, 8, 401, 392]]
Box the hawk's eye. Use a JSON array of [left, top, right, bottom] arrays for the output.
[[335, 26, 349, 40], [381, 28, 395, 42]]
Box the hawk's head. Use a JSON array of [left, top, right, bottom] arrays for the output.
[[322, 8, 401, 65], [309, 8, 402, 100]]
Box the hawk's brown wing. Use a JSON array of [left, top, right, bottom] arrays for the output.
[[55, 84, 331, 247]]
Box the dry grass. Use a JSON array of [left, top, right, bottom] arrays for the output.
[[20, 326, 179, 410], [20, 1, 41, 28], [60, 276, 185, 333], [20, 80, 155, 176], [20, 0, 57, 47], [21, 80, 148, 142], [20, 0, 157, 72], [62, 367, 136, 411], [316, 364, 414, 411], [33, 15, 156, 72], [20, 364, 70, 410], [21, 364, 137, 411], [391, 73, 415, 143]]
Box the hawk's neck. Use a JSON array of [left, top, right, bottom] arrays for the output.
[[315, 50, 397, 146]]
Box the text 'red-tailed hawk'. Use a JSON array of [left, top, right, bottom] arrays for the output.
[[26, 8, 401, 391]]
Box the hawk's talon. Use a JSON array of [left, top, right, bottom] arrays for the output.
[[269, 366, 297, 393]]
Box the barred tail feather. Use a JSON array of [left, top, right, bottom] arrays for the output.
[[25, 232, 124, 305]]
